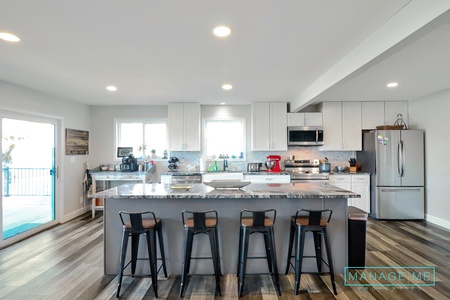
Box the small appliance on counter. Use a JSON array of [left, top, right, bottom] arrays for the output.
[[247, 163, 261, 172], [168, 156, 179, 171], [319, 157, 331, 173], [120, 153, 139, 172], [266, 155, 282, 173]]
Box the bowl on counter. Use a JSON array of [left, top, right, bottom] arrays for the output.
[[334, 166, 348, 173], [101, 166, 109, 171]]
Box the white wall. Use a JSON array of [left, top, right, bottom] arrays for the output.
[[409, 88, 450, 228], [0, 80, 91, 221]]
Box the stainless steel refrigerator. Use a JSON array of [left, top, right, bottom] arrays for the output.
[[357, 130, 424, 220]]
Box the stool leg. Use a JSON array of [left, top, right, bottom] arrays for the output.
[[156, 225, 168, 278], [116, 230, 129, 298], [146, 230, 159, 298], [263, 232, 273, 274], [209, 228, 221, 296], [294, 228, 306, 295], [313, 231, 322, 272], [285, 220, 296, 275], [213, 227, 222, 276], [322, 228, 338, 295], [238, 228, 250, 297], [236, 226, 243, 277], [267, 227, 281, 296], [131, 233, 140, 276], [179, 229, 193, 297]]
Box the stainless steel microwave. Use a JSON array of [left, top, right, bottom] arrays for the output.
[[287, 126, 324, 146]]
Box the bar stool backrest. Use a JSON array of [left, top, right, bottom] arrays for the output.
[[240, 209, 276, 227], [182, 210, 218, 229], [119, 210, 157, 231], [295, 209, 332, 226]]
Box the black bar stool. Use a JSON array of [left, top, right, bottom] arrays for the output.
[[237, 209, 281, 297], [179, 210, 221, 297], [116, 211, 167, 298], [285, 209, 337, 295]]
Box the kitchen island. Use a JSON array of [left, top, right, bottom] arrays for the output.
[[90, 182, 359, 276]]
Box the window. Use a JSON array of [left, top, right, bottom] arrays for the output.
[[115, 119, 167, 159], [203, 118, 245, 159]]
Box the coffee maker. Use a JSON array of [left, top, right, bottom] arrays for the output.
[[120, 153, 139, 172]]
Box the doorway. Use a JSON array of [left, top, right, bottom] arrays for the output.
[[1, 115, 58, 244]]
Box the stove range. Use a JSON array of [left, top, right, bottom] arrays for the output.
[[284, 159, 329, 182]]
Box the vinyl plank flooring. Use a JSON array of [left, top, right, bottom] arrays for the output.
[[1, 214, 450, 299]]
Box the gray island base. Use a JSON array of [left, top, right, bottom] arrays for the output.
[[91, 182, 359, 276]]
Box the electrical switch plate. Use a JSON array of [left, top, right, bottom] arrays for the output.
[[70, 156, 76, 163]]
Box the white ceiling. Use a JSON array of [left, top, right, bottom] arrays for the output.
[[0, 0, 449, 110]]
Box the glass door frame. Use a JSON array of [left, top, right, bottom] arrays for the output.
[[0, 111, 61, 248]]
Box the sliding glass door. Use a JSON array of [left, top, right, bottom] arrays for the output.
[[1, 115, 57, 242]]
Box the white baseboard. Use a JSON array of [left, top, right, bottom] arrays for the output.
[[425, 214, 450, 230], [60, 206, 89, 223]]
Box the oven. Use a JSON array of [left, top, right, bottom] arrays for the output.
[[284, 159, 329, 183]]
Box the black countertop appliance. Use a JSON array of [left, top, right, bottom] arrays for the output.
[[120, 154, 139, 172]]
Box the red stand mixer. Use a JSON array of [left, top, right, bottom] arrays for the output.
[[265, 155, 282, 173]]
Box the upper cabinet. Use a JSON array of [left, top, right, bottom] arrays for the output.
[[251, 102, 287, 151], [168, 103, 201, 151], [362, 101, 408, 129], [287, 112, 323, 127], [320, 102, 362, 151]]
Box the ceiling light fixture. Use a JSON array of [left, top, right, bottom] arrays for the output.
[[106, 85, 117, 91], [387, 82, 398, 88], [220, 102, 226, 105], [0, 32, 20, 42], [213, 26, 231, 37], [222, 84, 233, 90]]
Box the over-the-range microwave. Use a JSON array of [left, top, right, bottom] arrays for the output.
[[287, 126, 324, 146]]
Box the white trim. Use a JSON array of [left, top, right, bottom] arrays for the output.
[[425, 214, 450, 230]]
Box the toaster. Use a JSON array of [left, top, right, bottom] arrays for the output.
[[247, 163, 261, 172]]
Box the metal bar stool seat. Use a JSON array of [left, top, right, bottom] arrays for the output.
[[237, 209, 281, 297], [179, 210, 222, 297], [285, 209, 337, 295], [116, 211, 168, 298]]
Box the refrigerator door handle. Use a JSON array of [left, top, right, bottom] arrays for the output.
[[316, 129, 318, 144], [400, 140, 405, 177], [397, 141, 402, 176], [381, 188, 422, 192]]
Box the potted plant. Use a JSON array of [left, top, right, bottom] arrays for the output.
[[151, 149, 156, 159]]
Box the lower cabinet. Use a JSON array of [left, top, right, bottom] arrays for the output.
[[244, 174, 291, 184], [329, 174, 370, 213]]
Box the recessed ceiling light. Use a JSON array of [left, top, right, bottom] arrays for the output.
[[222, 84, 233, 90], [387, 82, 398, 88], [106, 85, 117, 91], [213, 26, 231, 37], [0, 32, 20, 42], [220, 102, 226, 105]]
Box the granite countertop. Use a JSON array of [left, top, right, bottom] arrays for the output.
[[90, 182, 359, 199], [329, 172, 371, 175], [161, 171, 291, 176]]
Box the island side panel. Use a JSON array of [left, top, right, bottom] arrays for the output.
[[104, 196, 348, 275]]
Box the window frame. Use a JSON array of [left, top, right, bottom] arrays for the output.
[[202, 117, 246, 160], [114, 118, 168, 161]]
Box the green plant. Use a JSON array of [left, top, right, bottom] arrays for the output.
[[151, 149, 156, 154]]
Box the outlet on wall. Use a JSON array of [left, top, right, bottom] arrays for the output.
[[80, 196, 83, 203]]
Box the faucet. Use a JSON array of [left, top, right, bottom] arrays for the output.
[[223, 158, 229, 171]]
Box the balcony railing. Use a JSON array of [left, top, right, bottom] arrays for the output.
[[3, 167, 53, 197]]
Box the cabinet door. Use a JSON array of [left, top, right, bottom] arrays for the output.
[[321, 102, 342, 150], [287, 113, 305, 126], [385, 101, 408, 126], [183, 103, 201, 151], [351, 175, 370, 213], [251, 103, 271, 150], [362, 102, 384, 129], [304, 113, 323, 127], [342, 102, 362, 150], [269, 102, 287, 151], [168, 103, 185, 151]]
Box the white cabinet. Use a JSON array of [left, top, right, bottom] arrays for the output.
[[320, 102, 361, 151], [361, 101, 408, 129], [244, 174, 291, 184], [168, 103, 201, 151], [329, 174, 370, 213], [202, 172, 244, 182], [287, 113, 322, 127], [251, 102, 287, 151]]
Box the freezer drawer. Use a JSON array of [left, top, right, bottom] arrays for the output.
[[373, 187, 424, 220]]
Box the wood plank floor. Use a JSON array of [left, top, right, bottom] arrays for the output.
[[1, 213, 449, 299]]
